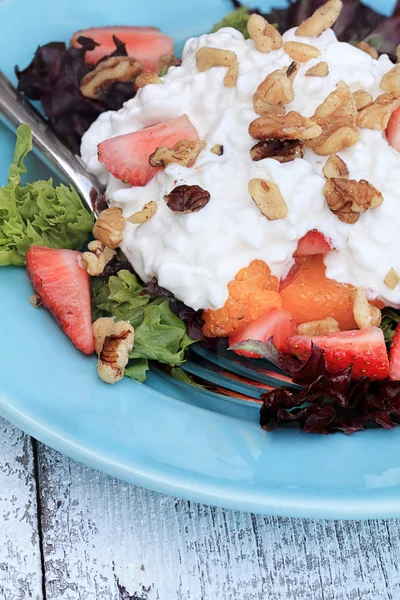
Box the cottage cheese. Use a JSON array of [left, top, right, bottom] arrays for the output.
[[81, 26, 400, 311]]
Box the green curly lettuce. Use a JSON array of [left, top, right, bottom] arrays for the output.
[[380, 308, 400, 346], [0, 123, 94, 266], [210, 6, 251, 38], [91, 270, 195, 381]]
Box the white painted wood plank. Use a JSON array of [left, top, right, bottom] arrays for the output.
[[0, 417, 43, 600], [37, 443, 400, 600]]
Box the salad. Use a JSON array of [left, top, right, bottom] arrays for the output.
[[3, 0, 400, 433]]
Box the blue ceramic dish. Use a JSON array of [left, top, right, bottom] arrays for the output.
[[0, 0, 399, 519]]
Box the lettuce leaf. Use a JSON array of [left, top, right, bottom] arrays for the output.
[[380, 307, 400, 345], [0, 124, 94, 266], [125, 359, 150, 383], [254, 340, 400, 434], [210, 7, 251, 38], [91, 270, 195, 381]]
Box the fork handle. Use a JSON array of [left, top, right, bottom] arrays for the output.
[[0, 70, 102, 214]]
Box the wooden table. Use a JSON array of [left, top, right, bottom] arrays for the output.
[[1, 415, 400, 600]]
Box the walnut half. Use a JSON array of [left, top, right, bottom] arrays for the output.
[[93, 318, 134, 384], [252, 62, 298, 115], [249, 111, 322, 141], [250, 138, 305, 163], [248, 178, 288, 220], [306, 82, 360, 155], [283, 42, 321, 63], [352, 288, 381, 329], [295, 0, 343, 37], [357, 93, 400, 130], [164, 185, 211, 213], [82, 241, 116, 276], [149, 140, 205, 168], [93, 207, 126, 249], [247, 14, 282, 53], [324, 177, 383, 224], [297, 317, 340, 336], [196, 47, 237, 72], [80, 57, 143, 99]]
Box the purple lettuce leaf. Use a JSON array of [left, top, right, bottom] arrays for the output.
[[16, 36, 135, 153], [139, 277, 175, 298], [259, 342, 400, 434]]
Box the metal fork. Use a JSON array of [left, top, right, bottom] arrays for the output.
[[0, 70, 103, 214], [0, 70, 296, 403]]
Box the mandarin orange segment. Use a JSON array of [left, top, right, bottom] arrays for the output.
[[202, 260, 282, 337], [280, 255, 357, 330]]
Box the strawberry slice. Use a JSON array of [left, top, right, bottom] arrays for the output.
[[98, 114, 199, 186], [26, 246, 94, 355], [286, 327, 389, 380], [386, 106, 400, 152], [389, 323, 400, 380], [293, 230, 332, 258], [71, 26, 174, 71], [228, 308, 297, 358]]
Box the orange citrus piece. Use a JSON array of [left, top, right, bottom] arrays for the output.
[[202, 260, 282, 337], [280, 255, 357, 330]]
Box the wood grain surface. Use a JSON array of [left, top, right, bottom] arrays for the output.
[[1, 415, 400, 599], [0, 420, 43, 600]]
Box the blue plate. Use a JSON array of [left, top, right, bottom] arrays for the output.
[[0, 0, 399, 519]]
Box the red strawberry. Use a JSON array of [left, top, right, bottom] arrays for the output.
[[389, 323, 400, 380], [71, 26, 174, 71], [26, 246, 94, 355], [386, 106, 400, 152], [293, 229, 332, 258], [98, 114, 199, 186], [228, 308, 297, 358], [286, 327, 389, 380]]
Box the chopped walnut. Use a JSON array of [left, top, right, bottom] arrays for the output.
[[134, 72, 163, 89], [196, 47, 237, 72], [305, 61, 329, 77], [297, 317, 340, 336], [252, 63, 298, 115], [295, 0, 343, 37], [93, 207, 126, 249], [93, 318, 134, 384], [351, 288, 381, 329], [397, 45, 400, 64], [355, 41, 378, 59], [149, 140, 205, 168], [324, 177, 383, 224], [156, 54, 181, 75], [127, 201, 157, 224], [224, 61, 239, 87], [82, 240, 117, 276], [210, 144, 223, 155], [353, 90, 373, 111], [250, 139, 305, 163], [164, 185, 211, 213], [322, 154, 349, 179], [384, 268, 400, 289], [380, 65, 400, 96], [247, 14, 283, 53], [283, 41, 321, 62], [306, 82, 360, 155], [357, 93, 400, 130], [80, 57, 143, 99], [29, 293, 42, 308], [249, 111, 322, 141], [248, 178, 288, 220]]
